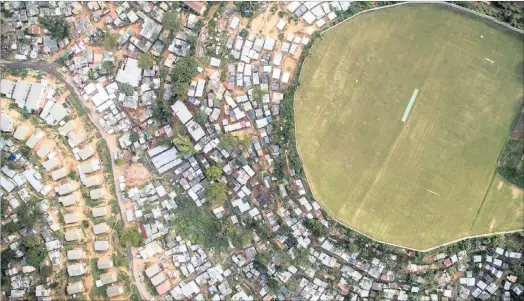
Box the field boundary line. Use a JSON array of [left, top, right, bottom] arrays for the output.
[[321, 2, 524, 36], [294, 2, 523, 252]]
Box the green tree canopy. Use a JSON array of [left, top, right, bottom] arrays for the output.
[[102, 32, 119, 50], [170, 197, 229, 250], [38, 16, 69, 40], [162, 11, 181, 32], [16, 199, 44, 229], [205, 181, 227, 205], [26, 245, 46, 267], [129, 132, 140, 143], [120, 227, 143, 247], [194, 110, 208, 125], [304, 218, 328, 237], [152, 99, 171, 124], [205, 166, 222, 181], [171, 58, 199, 84], [21, 235, 42, 249], [173, 134, 194, 157], [138, 52, 155, 69]]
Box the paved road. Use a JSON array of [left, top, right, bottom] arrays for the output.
[[0, 60, 153, 301]]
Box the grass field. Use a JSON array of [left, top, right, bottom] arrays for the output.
[[295, 4, 524, 250]]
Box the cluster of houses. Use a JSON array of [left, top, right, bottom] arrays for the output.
[[0, 75, 124, 298], [2, 1, 524, 301]]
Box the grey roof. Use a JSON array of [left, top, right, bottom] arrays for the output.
[[64, 229, 81, 241], [67, 249, 84, 260], [94, 240, 109, 251], [93, 222, 109, 235], [67, 263, 86, 276], [97, 257, 113, 269], [67, 282, 84, 295], [92, 206, 107, 217]]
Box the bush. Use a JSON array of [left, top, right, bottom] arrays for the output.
[[138, 52, 155, 69], [38, 16, 69, 40], [120, 227, 143, 247]]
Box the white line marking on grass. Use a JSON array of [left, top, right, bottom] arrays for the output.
[[426, 189, 439, 195], [401, 89, 420, 123]]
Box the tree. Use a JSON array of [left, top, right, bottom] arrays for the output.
[[219, 133, 251, 152], [68, 171, 76, 180], [194, 110, 207, 125], [129, 132, 140, 143], [234, 2, 262, 18], [21, 235, 41, 249], [292, 247, 312, 268], [194, 19, 204, 31], [39, 265, 53, 279], [120, 227, 143, 247], [119, 83, 134, 96], [38, 16, 69, 40], [16, 199, 43, 229], [162, 11, 181, 32], [173, 134, 194, 157], [205, 181, 227, 205], [138, 52, 155, 69], [252, 87, 265, 103], [102, 60, 114, 70], [255, 252, 271, 266], [239, 28, 249, 38], [152, 99, 171, 124], [102, 32, 119, 50], [26, 245, 46, 267], [170, 196, 229, 250], [3, 221, 20, 235], [304, 218, 328, 237], [114, 159, 124, 166], [171, 58, 199, 85], [267, 277, 280, 294], [205, 166, 222, 181]]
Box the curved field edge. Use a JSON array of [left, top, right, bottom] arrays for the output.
[[292, 3, 524, 251]]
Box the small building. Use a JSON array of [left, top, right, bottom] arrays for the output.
[[92, 206, 107, 217], [97, 257, 113, 270], [90, 188, 105, 200], [67, 282, 84, 295], [67, 249, 84, 260], [63, 213, 80, 224], [99, 271, 118, 285], [60, 194, 79, 207], [93, 222, 109, 235], [51, 168, 68, 181], [94, 241, 109, 252], [65, 229, 82, 242], [67, 263, 86, 276], [0, 112, 14, 132], [145, 264, 161, 278], [106, 285, 124, 298]]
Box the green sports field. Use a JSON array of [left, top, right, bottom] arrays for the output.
[[295, 4, 524, 250]]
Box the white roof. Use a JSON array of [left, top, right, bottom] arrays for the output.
[[0, 79, 16, 98], [116, 58, 142, 87], [92, 206, 107, 217], [171, 100, 193, 124], [230, 16, 240, 29], [13, 125, 29, 140], [186, 120, 205, 142], [0, 112, 14, 132]]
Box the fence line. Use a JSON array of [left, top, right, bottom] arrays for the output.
[[322, 2, 524, 36], [293, 2, 524, 253]]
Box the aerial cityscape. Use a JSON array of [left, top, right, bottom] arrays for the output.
[[0, 1, 522, 301]]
